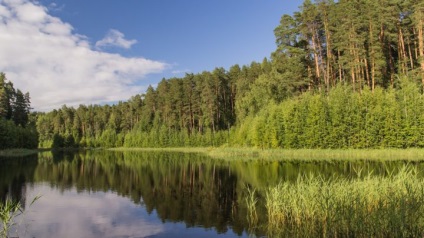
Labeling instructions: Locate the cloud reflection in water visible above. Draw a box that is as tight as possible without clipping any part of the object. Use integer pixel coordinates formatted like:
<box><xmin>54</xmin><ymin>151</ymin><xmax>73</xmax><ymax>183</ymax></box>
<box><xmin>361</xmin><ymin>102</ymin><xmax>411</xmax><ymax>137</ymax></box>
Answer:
<box><xmin>21</xmin><ymin>183</ymin><xmax>164</xmax><ymax>238</ymax></box>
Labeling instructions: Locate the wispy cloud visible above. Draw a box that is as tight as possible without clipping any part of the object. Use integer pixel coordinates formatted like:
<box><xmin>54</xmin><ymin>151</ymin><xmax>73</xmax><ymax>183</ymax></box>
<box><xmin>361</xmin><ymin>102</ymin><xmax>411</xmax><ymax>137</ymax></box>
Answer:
<box><xmin>0</xmin><ymin>0</ymin><xmax>167</xmax><ymax>111</ymax></box>
<box><xmin>95</xmin><ymin>29</ymin><xmax>137</xmax><ymax>49</ymax></box>
<box><xmin>48</xmin><ymin>2</ymin><xmax>65</xmax><ymax>12</ymax></box>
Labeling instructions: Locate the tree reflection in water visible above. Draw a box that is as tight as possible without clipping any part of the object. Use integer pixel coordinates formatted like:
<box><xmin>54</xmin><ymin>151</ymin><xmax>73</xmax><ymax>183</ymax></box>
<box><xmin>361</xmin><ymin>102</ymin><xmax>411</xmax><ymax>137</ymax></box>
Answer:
<box><xmin>0</xmin><ymin>150</ymin><xmax>419</xmax><ymax>237</ymax></box>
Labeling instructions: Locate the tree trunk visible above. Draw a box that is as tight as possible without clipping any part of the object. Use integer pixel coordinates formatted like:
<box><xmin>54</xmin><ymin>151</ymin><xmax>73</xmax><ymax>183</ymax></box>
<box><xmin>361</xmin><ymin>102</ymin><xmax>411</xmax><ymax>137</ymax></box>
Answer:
<box><xmin>418</xmin><ymin>18</ymin><xmax>424</xmax><ymax>85</ymax></box>
<box><xmin>311</xmin><ymin>29</ymin><xmax>321</xmax><ymax>88</ymax></box>
<box><xmin>408</xmin><ymin>38</ymin><xmax>415</xmax><ymax>69</ymax></box>
<box><xmin>369</xmin><ymin>21</ymin><xmax>376</xmax><ymax>92</ymax></box>
<box><xmin>364</xmin><ymin>58</ymin><xmax>370</xmax><ymax>88</ymax></box>
<box><xmin>398</xmin><ymin>25</ymin><xmax>407</xmax><ymax>73</ymax></box>
<box><xmin>322</xmin><ymin>8</ymin><xmax>334</xmax><ymax>87</ymax></box>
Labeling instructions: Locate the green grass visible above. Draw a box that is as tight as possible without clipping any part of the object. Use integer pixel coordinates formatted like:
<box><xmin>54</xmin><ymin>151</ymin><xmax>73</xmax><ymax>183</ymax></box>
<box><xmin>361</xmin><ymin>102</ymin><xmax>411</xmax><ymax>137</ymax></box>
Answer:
<box><xmin>0</xmin><ymin>149</ymin><xmax>39</xmax><ymax>157</ymax></box>
<box><xmin>208</xmin><ymin>148</ymin><xmax>424</xmax><ymax>161</ymax></box>
<box><xmin>0</xmin><ymin>198</ymin><xmax>22</xmax><ymax>238</ymax></box>
<box><xmin>250</xmin><ymin>166</ymin><xmax>424</xmax><ymax>237</ymax></box>
<box><xmin>111</xmin><ymin>147</ymin><xmax>424</xmax><ymax>161</ymax></box>
<box><xmin>111</xmin><ymin>147</ymin><xmax>210</xmax><ymax>154</ymax></box>
<box><xmin>0</xmin><ymin>196</ymin><xmax>41</xmax><ymax>238</ymax></box>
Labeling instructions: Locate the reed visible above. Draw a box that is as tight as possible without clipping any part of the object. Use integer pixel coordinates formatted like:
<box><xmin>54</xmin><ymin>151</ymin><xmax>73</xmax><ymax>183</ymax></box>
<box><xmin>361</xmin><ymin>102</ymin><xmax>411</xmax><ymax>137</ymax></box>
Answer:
<box><xmin>0</xmin><ymin>195</ymin><xmax>40</xmax><ymax>238</ymax></box>
<box><xmin>249</xmin><ymin>166</ymin><xmax>424</xmax><ymax>237</ymax></box>
<box><xmin>0</xmin><ymin>198</ymin><xmax>22</xmax><ymax>238</ymax></box>
<box><xmin>245</xmin><ymin>187</ymin><xmax>258</xmax><ymax>228</ymax></box>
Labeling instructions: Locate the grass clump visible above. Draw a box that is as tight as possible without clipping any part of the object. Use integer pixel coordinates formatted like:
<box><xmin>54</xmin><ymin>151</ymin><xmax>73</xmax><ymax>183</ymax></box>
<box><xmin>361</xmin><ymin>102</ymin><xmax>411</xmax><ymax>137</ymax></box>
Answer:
<box><xmin>254</xmin><ymin>166</ymin><xmax>424</xmax><ymax>237</ymax></box>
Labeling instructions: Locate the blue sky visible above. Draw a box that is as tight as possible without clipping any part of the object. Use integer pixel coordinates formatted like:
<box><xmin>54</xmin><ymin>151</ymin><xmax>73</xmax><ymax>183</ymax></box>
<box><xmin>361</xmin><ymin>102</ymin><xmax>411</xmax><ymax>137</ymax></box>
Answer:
<box><xmin>0</xmin><ymin>0</ymin><xmax>303</xmax><ymax>110</ymax></box>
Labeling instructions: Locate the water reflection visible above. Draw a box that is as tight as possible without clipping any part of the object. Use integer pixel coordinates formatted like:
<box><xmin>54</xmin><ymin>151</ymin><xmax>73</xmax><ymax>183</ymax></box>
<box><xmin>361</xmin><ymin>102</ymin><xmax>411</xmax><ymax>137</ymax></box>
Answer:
<box><xmin>0</xmin><ymin>150</ymin><xmax>422</xmax><ymax>237</ymax></box>
<box><xmin>33</xmin><ymin>151</ymin><xmax>247</xmax><ymax>235</ymax></box>
<box><xmin>0</xmin><ymin>155</ymin><xmax>37</xmax><ymax>207</ymax></box>
<box><xmin>23</xmin><ymin>185</ymin><xmax>164</xmax><ymax>238</ymax></box>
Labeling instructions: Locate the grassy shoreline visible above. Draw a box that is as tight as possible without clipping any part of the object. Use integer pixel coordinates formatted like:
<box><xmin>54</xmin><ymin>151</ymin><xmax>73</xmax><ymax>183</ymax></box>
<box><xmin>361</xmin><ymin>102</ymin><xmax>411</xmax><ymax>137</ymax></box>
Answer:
<box><xmin>3</xmin><ymin>147</ymin><xmax>424</xmax><ymax>161</ymax></box>
<box><xmin>0</xmin><ymin>148</ymin><xmax>40</xmax><ymax>157</ymax></box>
<box><xmin>110</xmin><ymin>147</ymin><xmax>424</xmax><ymax>161</ymax></box>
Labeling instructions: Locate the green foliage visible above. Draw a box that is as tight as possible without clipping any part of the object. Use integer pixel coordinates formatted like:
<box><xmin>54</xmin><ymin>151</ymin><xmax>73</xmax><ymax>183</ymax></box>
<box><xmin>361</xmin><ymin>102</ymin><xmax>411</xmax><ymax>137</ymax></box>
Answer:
<box><xmin>99</xmin><ymin>129</ymin><xmax>118</xmax><ymax>148</ymax></box>
<box><xmin>0</xmin><ymin>118</ymin><xmax>38</xmax><ymax>150</ymax></box>
<box><xmin>36</xmin><ymin>66</ymin><xmax>239</xmax><ymax>148</ymax></box>
<box><xmin>0</xmin><ymin>73</ymin><xmax>37</xmax><ymax>150</ymax></box>
<box><xmin>235</xmin><ymin>79</ymin><xmax>424</xmax><ymax>149</ymax></box>
<box><xmin>51</xmin><ymin>133</ymin><xmax>64</xmax><ymax>149</ymax></box>
<box><xmin>0</xmin><ymin>73</ymin><xmax>11</xmax><ymax>120</ymax></box>
<box><xmin>303</xmin><ymin>93</ymin><xmax>329</xmax><ymax>148</ymax></box>
<box><xmin>0</xmin><ymin>119</ymin><xmax>17</xmax><ymax>149</ymax></box>
<box><xmin>12</xmin><ymin>90</ymin><xmax>30</xmax><ymax>127</ymax></box>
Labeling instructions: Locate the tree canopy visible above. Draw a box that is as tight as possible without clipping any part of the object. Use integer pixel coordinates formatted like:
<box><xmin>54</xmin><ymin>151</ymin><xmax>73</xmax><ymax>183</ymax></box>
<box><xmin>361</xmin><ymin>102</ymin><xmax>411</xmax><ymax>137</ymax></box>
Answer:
<box><xmin>0</xmin><ymin>73</ymin><xmax>37</xmax><ymax>149</ymax></box>
<box><xmin>33</xmin><ymin>0</ymin><xmax>424</xmax><ymax>149</ymax></box>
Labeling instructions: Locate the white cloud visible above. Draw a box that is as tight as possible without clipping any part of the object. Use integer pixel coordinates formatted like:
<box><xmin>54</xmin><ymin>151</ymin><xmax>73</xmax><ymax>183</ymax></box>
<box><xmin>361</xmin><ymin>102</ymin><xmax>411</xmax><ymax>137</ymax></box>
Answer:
<box><xmin>95</xmin><ymin>29</ymin><xmax>137</xmax><ymax>49</ymax></box>
<box><xmin>0</xmin><ymin>0</ymin><xmax>167</xmax><ymax>111</ymax></box>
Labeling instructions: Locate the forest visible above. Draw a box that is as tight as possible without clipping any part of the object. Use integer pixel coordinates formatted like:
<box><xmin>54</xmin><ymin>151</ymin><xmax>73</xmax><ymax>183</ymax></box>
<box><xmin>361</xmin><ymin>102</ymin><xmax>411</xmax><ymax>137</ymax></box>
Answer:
<box><xmin>0</xmin><ymin>73</ymin><xmax>37</xmax><ymax>149</ymax></box>
<box><xmin>2</xmin><ymin>0</ymin><xmax>424</xmax><ymax>149</ymax></box>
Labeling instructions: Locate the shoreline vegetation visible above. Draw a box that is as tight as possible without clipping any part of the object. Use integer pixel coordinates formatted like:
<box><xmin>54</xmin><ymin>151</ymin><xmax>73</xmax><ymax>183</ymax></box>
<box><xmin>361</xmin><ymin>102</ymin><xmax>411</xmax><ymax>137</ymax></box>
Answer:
<box><xmin>0</xmin><ymin>147</ymin><xmax>424</xmax><ymax>162</ymax></box>
<box><xmin>3</xmin><ymin>146</ymin><xmax>424</xmax><ymax>162</ymax></box>
<box><xmin>110</xmin><ymin>147</ymin><xmax>424</xmax><ymax>162</ymax></box>
<box><xmin>0</xmin><ymin>148</ymin><xmax>39</xmax><ymax>157</ymax></box>
<box><xmin>254</xmin><ymin>167</ymin><xmax>424</xmax><ymax>237</ymax></box>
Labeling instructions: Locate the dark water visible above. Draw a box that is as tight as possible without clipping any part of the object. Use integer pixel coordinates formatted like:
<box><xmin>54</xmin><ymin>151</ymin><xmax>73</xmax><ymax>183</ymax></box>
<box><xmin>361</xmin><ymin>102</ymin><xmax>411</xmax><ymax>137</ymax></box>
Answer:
<box><xmin>0</xmin><ymin>150</ymin><xmax>421</xmax><ymax>238</ymax></box>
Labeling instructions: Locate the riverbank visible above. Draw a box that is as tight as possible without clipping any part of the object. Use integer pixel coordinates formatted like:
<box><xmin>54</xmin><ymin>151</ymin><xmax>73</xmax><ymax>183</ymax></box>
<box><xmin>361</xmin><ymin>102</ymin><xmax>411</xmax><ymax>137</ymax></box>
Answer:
<box><xmin>110</xmin><ymin>147</ymin><xmax>424</xmax><ymax>161</ymax></box>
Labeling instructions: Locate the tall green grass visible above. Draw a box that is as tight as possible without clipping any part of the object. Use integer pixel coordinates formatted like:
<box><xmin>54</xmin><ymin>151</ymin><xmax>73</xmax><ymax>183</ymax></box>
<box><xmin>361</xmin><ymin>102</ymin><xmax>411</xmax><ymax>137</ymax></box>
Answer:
<box><xmin>0</xmin><ymin>198</ymin><xmax>22</xmax><ymax>238</ymax></box>
<box><xmin>245</xmin><ymin>188</ymin><xmax>258</xmax><ymax>229</ymax></box>
<box><xmin>249</xmin><ymin>167</ymin><xmax>424</xmax><ymax>237</ymax></box>
<box><xmin>0</xmin><ymin>196</ymin><xmax>40</xmax><ymax>238</ymax></box>
<box><xmin>112</xmin><ymin>147</ymin><xmax>424</xmax><ymax>161</ymax></box>
<box><xmin>210</xmin><ymin>148</ymin><xmax>424</xmax><ymax>161</ymax></box>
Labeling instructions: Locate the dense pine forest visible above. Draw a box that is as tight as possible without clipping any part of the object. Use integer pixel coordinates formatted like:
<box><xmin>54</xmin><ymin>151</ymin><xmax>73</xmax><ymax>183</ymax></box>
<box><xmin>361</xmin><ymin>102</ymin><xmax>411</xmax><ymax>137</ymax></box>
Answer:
<box><xmin>5</xmin><ymin>0</ymin><xmax>424</xmax><ymax>149</ymax></box>
<box><xmin>0</xmin><ymin>73</ymin><xmax>38</xmax><ymax>149</ymax></box>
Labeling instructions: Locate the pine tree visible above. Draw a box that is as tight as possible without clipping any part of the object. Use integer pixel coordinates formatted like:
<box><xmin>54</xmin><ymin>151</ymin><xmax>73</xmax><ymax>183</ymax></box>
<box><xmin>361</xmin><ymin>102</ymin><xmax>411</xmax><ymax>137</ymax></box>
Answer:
<box><xmin>12</xmin><ymin>89</ymin><xmax>30</xmax><ymax>127</ymax></box>
<box><xmin>0</xmin><ymin>73</ymin><xmax>14</xmax><ymax>120</ymax></box>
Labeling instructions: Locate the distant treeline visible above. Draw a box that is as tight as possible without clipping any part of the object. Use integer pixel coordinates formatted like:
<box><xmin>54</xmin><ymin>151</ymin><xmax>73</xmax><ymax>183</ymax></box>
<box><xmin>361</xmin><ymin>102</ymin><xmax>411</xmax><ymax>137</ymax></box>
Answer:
<box><xmin>35</xmin><ymin>0</ymin><xmax>424</xmax><ymax>149</ymax></box>
<box><xmin>0</xmin><ymin>73</ymin><xmax>38</xmax><ymax>149</ymax></box>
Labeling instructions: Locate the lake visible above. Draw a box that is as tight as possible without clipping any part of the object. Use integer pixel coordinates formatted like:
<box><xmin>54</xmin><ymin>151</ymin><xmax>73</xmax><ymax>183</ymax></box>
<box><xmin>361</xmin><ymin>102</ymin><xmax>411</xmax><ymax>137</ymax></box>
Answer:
<box><xmin>0</xmin><ymin>150</ymin><xmax>421</xmax><ymax>237</ymax></box>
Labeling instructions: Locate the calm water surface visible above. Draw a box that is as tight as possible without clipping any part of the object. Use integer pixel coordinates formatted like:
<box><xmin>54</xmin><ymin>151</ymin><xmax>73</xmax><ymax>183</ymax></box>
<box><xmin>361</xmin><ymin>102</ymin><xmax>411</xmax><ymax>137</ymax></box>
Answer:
<box><xmin>0</xmin><ymin>150</ymin><xmax>421</xmax><ymax>237</ymax></box>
